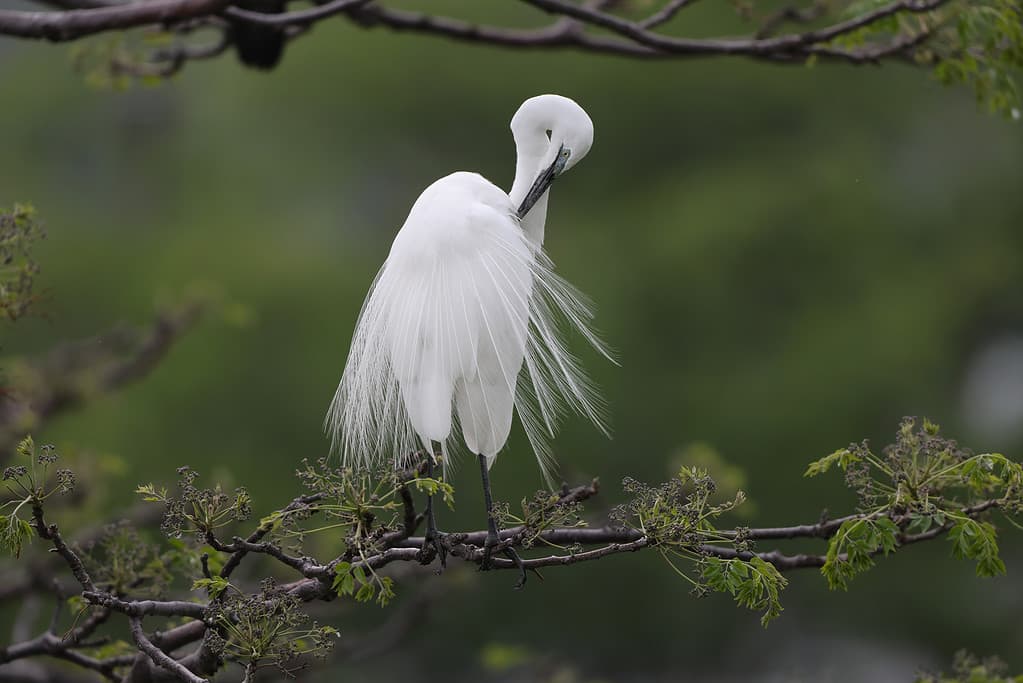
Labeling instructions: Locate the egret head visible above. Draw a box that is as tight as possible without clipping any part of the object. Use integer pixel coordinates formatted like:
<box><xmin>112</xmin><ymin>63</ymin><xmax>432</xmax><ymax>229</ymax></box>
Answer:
<box><xmin>512</xmin><ymin>94</ymin><xmax>594</xmax><ymax>218</ymax></box>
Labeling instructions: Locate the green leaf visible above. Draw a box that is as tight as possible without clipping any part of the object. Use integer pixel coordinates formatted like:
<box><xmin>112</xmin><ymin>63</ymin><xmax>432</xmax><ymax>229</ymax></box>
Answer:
<box><xmin>948</xmin><ymin>519</ymin><xmax>1006</xmax><ymax>577</ymax></box>
<box><xmin>821</xmin><ymin>517</ymin><xmax>900</xmax><ymax>590</ymax></box>
<box><xmin>0</xmin><ymin>514</ymin><xmax>34</xmax><ymax>558</ymax></box>
<box><xmin>134</xmin><ymin>483</ymin><xmax>166</xmax><ymax>502</ymax></box>
<box><xmin>355</xmin><ymin>581</ymin><xmax>375</xmax><ymax>603</ymax></box>
<box><xmin>259</xmin><ymin>511</ymin><xmax>283</xmax><ymax>532</ymax></box>
<box><xmin>16</xmin><ymin>436</ymin><xmax>34</xmax><ymax>460</ymax></box>
<box><xmin>804</xmin><ymin>448</ymin><xmax>860</xmax><ymax>477</ymax></box>
<box><xmin>376</xmin><ymin>576</ymin><xmax>396</xmax><ymax>607</ymax></box>
<box><xmin>192</xmin><ymin>575</ymin><xmax>230</xmax><ymax>598</ymax></box>
<box><xmin>701</xmin><ymin>556</ymin><xmax>787</xmax><ymax>627</ymax></box>
<box><xmin>331</xmin><ymin>562</ymin><xmax>355</xmax><ymax>596</ymax></box>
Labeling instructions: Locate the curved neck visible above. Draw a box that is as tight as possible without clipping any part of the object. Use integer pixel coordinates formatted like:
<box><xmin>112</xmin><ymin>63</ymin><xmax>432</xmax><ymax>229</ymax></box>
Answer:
<box><xmin>509</xmin><ymin>135</ymin><xmax>551</xmax><ymax>247</ymax></box>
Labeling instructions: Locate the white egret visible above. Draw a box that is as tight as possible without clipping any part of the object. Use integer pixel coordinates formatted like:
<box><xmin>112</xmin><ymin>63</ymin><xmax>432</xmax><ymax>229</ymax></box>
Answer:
<box><xmin>326</xmin><ymin>94</ymin><xmax>612</xmax><ymax>586</ymax></box>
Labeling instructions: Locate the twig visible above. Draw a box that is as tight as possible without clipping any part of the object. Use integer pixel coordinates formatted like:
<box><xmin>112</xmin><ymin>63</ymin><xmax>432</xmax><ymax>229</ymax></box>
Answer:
<box><xmin>129</xmin><ymin>617</ymin><xmax>207</xmax><ymax>683</ymax></box>
<box><xmin>30</xmin><ymin>505</ymin><xmax>95</xmax><ymax>593</ymax></box>
<box><xmin>219</xmin><ymin>492</ymin><xmax>324</xmax><ymax>579</ymax></box>
<box><xmin>222</xmin><ymin>0</ymin><xmax>372</xmax><ymax>27</ymax></box>
<box><xmin>639</xmin><ymin>0</ymin><xmax>699</xmax><ymax>29</ymax></box>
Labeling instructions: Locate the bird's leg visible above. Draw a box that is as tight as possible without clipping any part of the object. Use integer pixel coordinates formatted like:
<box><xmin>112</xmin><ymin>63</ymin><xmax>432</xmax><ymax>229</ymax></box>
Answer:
<box><xmin>420</xmin><ymin>451</ymin><xmax>447</xmax><ymax>570</ymax></box>
<box><xmin>477</xmin><ymin>454</ymin><xmax>528</xmax><ymax>590</ymax></box>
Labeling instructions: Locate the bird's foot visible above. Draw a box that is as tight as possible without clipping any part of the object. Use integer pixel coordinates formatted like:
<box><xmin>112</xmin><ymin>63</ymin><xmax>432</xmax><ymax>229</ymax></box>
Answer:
<box><xmin>419</xmin><ymin>525</ymin><xmax>448</xmax><ymax>571</ymax></box>
<box><xmin>480</xmin><ymin>530</ymin><xmax>528</xmax><ymax>590</ymax></box>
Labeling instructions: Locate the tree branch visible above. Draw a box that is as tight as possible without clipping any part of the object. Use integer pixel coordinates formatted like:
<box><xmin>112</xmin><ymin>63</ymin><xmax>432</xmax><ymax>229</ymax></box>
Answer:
<box><xmin>2</xmin><ymin>415</ymin><xmax>1017</xmax><ymax>682</ymax></box>
<box><xmin>129</xmin><ymin>617</ymin><xmax>207</xmax><ymax>683</ymax></box>
<box><xmin>0</xmin><ymin>300</ymin><xmax>206</xmax><ymax>460</ymax></box>
<box><xmin>0</xmin><ymin>0</ymin><xmax>958</xmax><ymax>70</ymax></box>
<box><xmin>0</xmin><ymin>0</ymin><xmax>232</xmax><ymax>42</ymax></box>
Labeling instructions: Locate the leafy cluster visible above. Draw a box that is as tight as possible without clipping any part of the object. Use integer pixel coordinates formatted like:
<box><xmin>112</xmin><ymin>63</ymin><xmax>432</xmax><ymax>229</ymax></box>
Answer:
<box><xmin>932</xmin><ymin>0</ymin><xmax>1023</xmax><ymax>117</ymax></box>
<box><xmin>700</xmin><ymin>555</ymin><xmax>788</xmax><ymax>626</ymax></box>
<box><xmin>70</xmin><ymin>31</ymin><xmax>187</xmax><ymax>90</ymax></box>
<box><xmin>77</xmin><ymin>521</ymin><xmax>174</xmax><ymax>597</ymax></box>
<box><xmin>609</xmin><ymin>467</ymin><xmax>785</xmax><ymax>624</ymax></box>
<box><xmin>137</xmin><ymin>466</ymin><xmax>252</xmax><ymax>541</ymax></box>
<box><xmin>614</xmin><ymin>467</ymin><xmax>746</xmax><ymax>545</ymax></box>
<box><xmin>291</xmin><ymin>458</ymin><xmax>447</xmax><ymax>605</ymax></box>
<box><xmin>286</xmin><ymin>457</ymin><xmax>449</xmax><ymax>556</ymax></box>
<box><xmin>806</xmin><ymin>417</ymin><xmax>1022</xmax><ymax>589</ymax></box>
<box><xmin>206</xmin><ymin>578</ymin><xmax>339</xmax><ymax>679</ymax></box>
<box><xmin>0</xmin><ymin>204</ymin><xmax>44</xmax><ymax>322</ymax></box>
<box><xmin>331</xmin><ymin>560</ymin><xmax>396</xmax><ymax>607</ymax></box>
<box><xmin>1</xmin><ymin>435</ymin><xmax>75</xmax><ymax>557</ymax></box>
<box><xmin>496</xmin><ymin>488</ymin><xmax>588</xmax><ymax>549</ymax></box>
<box><xmin>821</xmin><ymin>516</ymin><xmax>900</xmax><ymax>589</ymax></box>
<box><xmin>139</xmin><ymin>459</ymin><xmax>448</xmax><ymax>607</ymax></box>
<box><xmin>826</xmin><ymin>0</ymin><xmax>1023</xmax><ymax>117</ymax></box>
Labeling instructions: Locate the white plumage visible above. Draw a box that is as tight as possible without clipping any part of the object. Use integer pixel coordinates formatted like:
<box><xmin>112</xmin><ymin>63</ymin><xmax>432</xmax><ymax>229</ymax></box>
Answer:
<box><xmin>326</xmin><ymin>94</ymin><xmax>610</xmax><ymax>486</ymax></box>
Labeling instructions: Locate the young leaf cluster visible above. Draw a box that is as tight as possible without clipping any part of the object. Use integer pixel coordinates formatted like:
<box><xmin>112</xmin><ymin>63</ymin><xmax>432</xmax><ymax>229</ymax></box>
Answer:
<box><xmin>331</xmin><ymin>560</ymin><xmax>396</xmax><ymax>606</ymax></box>
<box><xmin>701</xmin><ymin>555</ymin><xmax>788</xmax><ymax>626</ymax></box>
<box><xmin>137</xmin><ymin>466</ymin><xmax>252</xmax><ymax>541</ymax></box>
<box><xmin>497</xmin><ymin>488</ymin><xmax>587</xmax><ymax>549</ymax></box>
<box><xmin>825</xmin><ymin>0</ymin><xmax>1023</xmax><ymax>117</ymax></box>
<box><xmin>78</xmin><ymin>521</ymin><xmax>174</xmax><ymax>596</ymax></box>
<box><xmin>932</xmin><ymin>0</ymin><xmax>1023</xmax><ymax>118</ymax></box>
<box><xmin>822</xmin><ymin>517</ymin><xmax>900</xmax><ymax>590</ymax></box>
<box><xmin>610</xmin><ymin>467</ymin><xmax>782</xmax><ymax>623</ymax></box>
<box><xmin>1</xmin><ymin>435</ymin><xmax>75</xmax><ymax>557</ymax></box>
<box><xmin>206</xmin><ymin>578</ymin><xmax>339</xmax><ymax>678</ymax></box>
<box><xmin>286</xmin><ymin>457</ymin><xmax>448</xmax><ymax>557</ymax></box>
<box><xmin>806</xmin><ymin>417</ymin><xmax>1022</xmax><ymax>588</ymax></box>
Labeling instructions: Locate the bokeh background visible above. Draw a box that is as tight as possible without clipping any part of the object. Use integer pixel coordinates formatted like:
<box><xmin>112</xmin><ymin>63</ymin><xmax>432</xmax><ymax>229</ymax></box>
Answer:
<box><xmin>2</xmin><ymin>1</ymin><xmax>1023</xmax><ymax>680</ymax></box>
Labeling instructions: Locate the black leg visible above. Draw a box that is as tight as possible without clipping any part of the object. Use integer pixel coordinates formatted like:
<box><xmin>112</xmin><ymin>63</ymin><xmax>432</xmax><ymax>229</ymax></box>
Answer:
<box><xmin>420</xmin><ymin>451</ymin><xmax>447</xmax><ymax>570</ymax></box>
<box><xmin>477</xmin><ymin>454</ymin><xmax>527</xmax><ymax>589</ymax></box>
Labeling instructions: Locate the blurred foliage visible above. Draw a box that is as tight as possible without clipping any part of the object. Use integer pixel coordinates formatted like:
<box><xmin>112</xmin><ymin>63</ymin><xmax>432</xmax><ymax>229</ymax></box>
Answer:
<box><xmin>931</xmin><ymin>0</ymin><xmax>1023</xmax><ymax>117</ymax></box>
<box><xmin>917</xmin><ymin>651</ymin><xmax>1023</xmax><ymax>683</ymax></box>
<box><xmin>0</xmin><ymin>204</ymin><xmax>44</xmax><ymax>323</ymax></box>
<box><xmin>830</xmin><ymin>0</ymin><xmax>1023</xmax><ymax>117</ymax></box>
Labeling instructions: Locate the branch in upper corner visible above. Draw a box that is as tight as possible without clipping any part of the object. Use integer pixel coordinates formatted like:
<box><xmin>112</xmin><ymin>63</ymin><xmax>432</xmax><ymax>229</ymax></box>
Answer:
<box><xmin>0</xmin><ymin>0</ymin><xmax>1016</xmax><ymax>114</ymax></box>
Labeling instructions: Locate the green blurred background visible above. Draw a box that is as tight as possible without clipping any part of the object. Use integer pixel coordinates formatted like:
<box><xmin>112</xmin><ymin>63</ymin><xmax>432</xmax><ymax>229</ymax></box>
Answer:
<box><xmin>2</xmin><ymin>1</ymin><xmax>1022</xmax><ymax>680</ymax></box>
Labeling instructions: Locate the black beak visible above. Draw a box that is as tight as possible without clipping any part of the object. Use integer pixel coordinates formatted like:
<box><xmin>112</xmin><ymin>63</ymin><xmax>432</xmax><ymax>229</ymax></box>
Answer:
<box><xmin>517</xmin><ymin>146</ymin><xmax>569</xmax><ymax>219</ymax></box>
